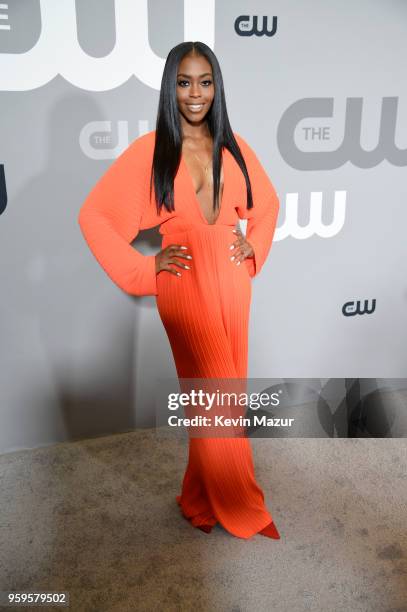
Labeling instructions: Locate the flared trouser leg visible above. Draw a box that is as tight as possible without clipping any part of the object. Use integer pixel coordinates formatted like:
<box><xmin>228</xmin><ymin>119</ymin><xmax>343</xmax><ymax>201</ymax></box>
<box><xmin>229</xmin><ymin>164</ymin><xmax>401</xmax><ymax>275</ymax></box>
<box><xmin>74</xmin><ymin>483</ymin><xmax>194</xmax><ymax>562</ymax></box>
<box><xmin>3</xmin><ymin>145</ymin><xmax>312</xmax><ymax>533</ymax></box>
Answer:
<box><xmin>166</xmin><ymin>306</ymin><xmax>276</xmax><ymax>538</ymax></box>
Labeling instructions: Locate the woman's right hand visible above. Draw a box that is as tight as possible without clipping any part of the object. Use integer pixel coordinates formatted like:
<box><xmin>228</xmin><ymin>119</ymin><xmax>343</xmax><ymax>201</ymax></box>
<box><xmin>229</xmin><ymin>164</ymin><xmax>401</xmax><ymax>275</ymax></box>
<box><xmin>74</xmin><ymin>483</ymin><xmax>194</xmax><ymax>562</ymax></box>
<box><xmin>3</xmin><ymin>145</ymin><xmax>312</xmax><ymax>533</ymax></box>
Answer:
<box><xmin>155</xmin><ymin>244</ymin><xmax>192</xmax><ymax>277</ymax></box>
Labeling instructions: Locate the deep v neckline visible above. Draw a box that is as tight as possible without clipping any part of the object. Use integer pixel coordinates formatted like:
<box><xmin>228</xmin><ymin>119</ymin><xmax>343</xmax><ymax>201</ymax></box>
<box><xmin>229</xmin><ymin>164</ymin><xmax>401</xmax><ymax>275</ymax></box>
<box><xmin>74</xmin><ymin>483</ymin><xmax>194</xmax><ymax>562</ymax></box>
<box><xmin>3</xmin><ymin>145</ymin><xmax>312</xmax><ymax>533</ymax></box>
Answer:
<box><xmin>181</xmin><ymin>146</ymin><xmax>227</xmax><ymax>226</ymax></box>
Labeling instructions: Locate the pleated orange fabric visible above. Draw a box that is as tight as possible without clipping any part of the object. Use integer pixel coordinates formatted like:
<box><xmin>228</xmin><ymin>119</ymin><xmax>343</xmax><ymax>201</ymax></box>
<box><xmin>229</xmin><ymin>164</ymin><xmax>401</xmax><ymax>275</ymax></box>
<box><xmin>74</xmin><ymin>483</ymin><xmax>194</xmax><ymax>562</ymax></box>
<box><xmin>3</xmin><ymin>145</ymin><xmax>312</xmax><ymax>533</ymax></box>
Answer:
<box><xmin>78</xmin><ymin>129</ymin><xmax>280</xmax><ymax>539</ymax></box>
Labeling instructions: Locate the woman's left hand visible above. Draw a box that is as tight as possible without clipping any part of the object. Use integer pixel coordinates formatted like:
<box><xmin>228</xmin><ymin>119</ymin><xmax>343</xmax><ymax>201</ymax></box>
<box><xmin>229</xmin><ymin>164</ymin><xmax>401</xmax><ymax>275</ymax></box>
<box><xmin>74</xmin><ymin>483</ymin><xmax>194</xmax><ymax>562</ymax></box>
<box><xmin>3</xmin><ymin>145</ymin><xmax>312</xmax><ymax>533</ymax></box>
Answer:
<box><xmin>229</xmin><ymin>228</ymin><xmax>254</xmax><ymax>266</ymax></box>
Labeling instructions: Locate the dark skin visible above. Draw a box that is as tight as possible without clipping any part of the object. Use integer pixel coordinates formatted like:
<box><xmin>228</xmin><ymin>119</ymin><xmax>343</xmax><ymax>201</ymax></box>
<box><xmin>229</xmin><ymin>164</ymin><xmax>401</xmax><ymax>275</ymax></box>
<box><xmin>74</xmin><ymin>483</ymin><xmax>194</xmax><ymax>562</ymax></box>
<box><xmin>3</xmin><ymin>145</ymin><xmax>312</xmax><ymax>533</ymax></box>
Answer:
<box><xmin>155</xmin><ymin>52</ymin><xmax>254</xmax><ymax>277</ymax></box>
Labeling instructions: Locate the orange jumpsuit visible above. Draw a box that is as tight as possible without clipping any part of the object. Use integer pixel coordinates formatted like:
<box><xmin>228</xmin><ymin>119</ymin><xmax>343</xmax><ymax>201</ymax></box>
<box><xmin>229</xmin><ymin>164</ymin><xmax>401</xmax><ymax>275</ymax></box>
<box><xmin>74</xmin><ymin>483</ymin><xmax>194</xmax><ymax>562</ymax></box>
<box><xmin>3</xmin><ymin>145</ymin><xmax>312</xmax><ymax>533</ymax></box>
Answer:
<box><xmin>78</xmin><ymin>129</ymin><xmax>280</xmax><ymax>539</ymax></box>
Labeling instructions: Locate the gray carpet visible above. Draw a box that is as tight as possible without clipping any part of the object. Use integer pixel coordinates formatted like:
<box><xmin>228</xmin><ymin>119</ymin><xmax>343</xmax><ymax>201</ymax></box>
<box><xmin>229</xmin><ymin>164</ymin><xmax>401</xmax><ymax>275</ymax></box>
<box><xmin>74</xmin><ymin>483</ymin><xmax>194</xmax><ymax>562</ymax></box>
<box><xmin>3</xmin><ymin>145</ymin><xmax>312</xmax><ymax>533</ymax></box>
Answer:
<box><xmin>0</xmin><ymin>432</ymin><xmax>406</xmax><ymax>612</ymax></box>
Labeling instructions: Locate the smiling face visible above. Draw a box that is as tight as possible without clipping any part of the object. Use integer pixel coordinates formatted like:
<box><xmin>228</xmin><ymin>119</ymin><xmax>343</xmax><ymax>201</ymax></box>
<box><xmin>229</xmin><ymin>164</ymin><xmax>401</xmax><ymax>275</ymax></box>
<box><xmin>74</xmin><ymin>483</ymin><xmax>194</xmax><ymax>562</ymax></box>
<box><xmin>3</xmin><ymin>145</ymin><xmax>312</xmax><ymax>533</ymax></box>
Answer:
<box><xmin>176</xmin><ymin>53</ymin><xmax>215</xmax><ymax>126</ymax></box>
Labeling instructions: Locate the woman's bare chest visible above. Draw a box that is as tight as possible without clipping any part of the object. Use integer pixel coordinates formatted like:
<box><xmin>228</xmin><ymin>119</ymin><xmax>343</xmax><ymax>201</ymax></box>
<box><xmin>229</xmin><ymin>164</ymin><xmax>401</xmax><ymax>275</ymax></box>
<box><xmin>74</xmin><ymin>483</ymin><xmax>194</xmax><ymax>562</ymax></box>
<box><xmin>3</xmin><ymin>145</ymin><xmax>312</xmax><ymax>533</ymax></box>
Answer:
<box><xmin>182</xmin><ymin>145</ymin><xmax>224</xmax><ymax>225</ymax></box>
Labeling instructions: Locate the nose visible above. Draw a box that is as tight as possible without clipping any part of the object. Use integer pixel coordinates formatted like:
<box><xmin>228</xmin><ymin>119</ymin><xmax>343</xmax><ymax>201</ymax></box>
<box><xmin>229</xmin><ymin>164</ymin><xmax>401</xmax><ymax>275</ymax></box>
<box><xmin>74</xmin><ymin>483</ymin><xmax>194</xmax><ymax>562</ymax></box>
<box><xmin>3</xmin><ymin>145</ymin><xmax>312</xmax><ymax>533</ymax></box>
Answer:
<box><xmin>189</xmin><ymin>83</ymin><xmax>202</xmax><ymax>97</ymax></box>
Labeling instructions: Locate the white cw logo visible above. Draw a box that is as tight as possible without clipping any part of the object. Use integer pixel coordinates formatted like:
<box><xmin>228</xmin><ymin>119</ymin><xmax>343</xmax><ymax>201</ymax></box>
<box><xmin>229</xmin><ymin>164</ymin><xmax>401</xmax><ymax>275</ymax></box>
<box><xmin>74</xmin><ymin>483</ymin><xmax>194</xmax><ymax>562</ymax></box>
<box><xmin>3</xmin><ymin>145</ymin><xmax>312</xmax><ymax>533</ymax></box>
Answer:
<box><xmin>0</xmin><ymin>0</ymin><xmax>215</xmax><ymax>91</ymax></box>
<box><xmin>276</xmin><ymin>191</ymin><xmax>346</xmax><ymax>240</ymax></box>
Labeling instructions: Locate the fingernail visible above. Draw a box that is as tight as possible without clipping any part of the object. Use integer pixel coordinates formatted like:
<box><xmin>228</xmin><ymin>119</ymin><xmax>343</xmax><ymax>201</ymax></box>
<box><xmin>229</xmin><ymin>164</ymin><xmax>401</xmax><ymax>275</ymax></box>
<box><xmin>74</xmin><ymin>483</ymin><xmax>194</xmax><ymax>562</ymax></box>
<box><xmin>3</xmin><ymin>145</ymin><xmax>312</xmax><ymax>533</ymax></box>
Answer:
<box><xmin>236</xmin><ymin>261</ymin><xmax>241</xmax><ymax>266</ymax></box>
<box><xmin>177</xmin><ymin>272</ymin><xmax>181</xmax><ymax>276</ymax></box>
<box><xmin>180</xmin><ymin>246</ymin><xmax>188</xmax><ymax>250</ymax></box>
<box><xmin>186</xmin><ymin>255</ymin><xmax>192</xmax><ymax>259</ymax></box>
<box><xmin>184</xmin><ymin>265</ymin><xmax>190</xmax><ymax>269</ymax></box>
<box><xmin>232</xmin><ymin>230</ymin><xmax>237</xmax><ymax>233</ymax></box>
<box><xmin>230</xmin><ymin>256</ymin><xmax>235</xmax><ymax>261</ymax></box>
<box><xmin>229</xmin><ymin>244</ymin><xmax>234</xmax><ymax>250</ymax></box>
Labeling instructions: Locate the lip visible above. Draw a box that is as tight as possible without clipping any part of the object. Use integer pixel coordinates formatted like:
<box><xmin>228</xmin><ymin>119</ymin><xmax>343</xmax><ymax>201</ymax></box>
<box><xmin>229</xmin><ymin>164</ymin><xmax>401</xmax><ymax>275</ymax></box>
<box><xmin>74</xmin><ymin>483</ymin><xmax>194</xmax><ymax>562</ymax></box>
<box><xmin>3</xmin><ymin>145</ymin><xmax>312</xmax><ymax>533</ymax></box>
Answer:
<box><xmin>186</xmin><ymin>103</ymin><xmax>205</xmax><ymax>112</ymax></box>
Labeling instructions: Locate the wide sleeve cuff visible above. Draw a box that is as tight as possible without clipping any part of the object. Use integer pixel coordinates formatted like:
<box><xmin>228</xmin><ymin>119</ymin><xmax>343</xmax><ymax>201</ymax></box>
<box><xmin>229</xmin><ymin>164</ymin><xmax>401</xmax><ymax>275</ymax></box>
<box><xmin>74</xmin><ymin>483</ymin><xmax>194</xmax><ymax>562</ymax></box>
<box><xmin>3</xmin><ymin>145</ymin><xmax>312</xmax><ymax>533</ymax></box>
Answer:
<box><xmin>121</xmin><ymin>252</ymin><xmax>158</xmax><ymax>296</ymax></box>
<box><xmin>244</xmin><ymin>191</ymin><xmax>280</xmax><ymax>279</ymax></box>
<box><xmin>78</xmin><ymin>206</ymin><xmax>159</xmax><ymax>297</ymax></box>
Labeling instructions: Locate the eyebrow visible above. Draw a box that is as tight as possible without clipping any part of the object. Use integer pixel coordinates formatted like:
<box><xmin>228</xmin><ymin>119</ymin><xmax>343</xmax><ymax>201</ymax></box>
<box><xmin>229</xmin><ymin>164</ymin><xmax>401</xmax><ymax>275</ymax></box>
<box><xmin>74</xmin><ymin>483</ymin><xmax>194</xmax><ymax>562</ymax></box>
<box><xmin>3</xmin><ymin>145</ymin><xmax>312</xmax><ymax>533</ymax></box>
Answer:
<box><xmin>177</xmin><ymin>72</ymin><xmax>212</xmax><ymax>78</ymax></box>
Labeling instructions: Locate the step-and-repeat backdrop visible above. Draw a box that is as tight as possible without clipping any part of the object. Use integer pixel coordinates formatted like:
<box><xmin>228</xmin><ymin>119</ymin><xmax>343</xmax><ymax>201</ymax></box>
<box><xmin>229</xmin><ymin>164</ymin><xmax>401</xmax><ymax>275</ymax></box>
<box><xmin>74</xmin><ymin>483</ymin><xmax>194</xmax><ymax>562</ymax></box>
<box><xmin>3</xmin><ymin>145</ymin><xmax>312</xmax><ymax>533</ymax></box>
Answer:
<box><xmin>0</xmin><ymin>1</ymin><xmax>406</xmax><ymax>452</ymax></box>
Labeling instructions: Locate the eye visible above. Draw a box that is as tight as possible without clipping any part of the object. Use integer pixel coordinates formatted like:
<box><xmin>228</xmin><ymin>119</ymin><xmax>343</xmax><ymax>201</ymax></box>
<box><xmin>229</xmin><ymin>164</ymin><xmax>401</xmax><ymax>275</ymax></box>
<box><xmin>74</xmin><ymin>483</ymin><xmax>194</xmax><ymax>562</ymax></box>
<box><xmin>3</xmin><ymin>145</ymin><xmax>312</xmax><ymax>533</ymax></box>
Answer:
<box><xmin>177</xmin><ymin>79</ymin><xmax>213</xmax><ymax>87</ymax></box>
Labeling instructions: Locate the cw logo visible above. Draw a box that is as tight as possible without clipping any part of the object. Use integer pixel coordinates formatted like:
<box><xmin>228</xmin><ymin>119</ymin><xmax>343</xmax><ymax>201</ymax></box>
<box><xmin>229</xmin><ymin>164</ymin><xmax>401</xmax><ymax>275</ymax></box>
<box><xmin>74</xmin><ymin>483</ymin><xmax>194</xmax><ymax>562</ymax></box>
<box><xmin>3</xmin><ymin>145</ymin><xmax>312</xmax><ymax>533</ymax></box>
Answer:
<box><xmin>234</xmin><ymin>15</ymin><xmax>277</xmax><ymax>37</ymax></box>
<box><xmin>0</xmin><ymin>0</ymin><xmax>215</xmax><ymax>91</ymax></box>
<box><xmin>278</xmin><ymin>97</ymin><xmax>406</xmax><ymax>169</ymax></box>
<box><xmin>79</xmin><ymin>120</ymin><xmax>143</xmax><ymax>160</ymax></box>
<box><xmin>342</xmin><ymin>299</ymin><xmax>376</xmax><ymax>317</ymax></box>
<box><xmin>275</xmin><ymin>191</ymin><xmax>346</xmax><ymax>240</ymax></box>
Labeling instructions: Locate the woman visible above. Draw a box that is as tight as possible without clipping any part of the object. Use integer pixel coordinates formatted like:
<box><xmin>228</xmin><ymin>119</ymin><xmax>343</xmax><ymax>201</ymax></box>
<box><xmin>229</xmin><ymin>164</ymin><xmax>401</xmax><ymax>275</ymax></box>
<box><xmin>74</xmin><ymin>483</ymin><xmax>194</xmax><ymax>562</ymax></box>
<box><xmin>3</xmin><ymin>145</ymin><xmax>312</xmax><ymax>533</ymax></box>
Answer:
<box><xmin>78</xmin><ymin>42</ymin><xmax>280</xmax><ymax>539</ymax></box>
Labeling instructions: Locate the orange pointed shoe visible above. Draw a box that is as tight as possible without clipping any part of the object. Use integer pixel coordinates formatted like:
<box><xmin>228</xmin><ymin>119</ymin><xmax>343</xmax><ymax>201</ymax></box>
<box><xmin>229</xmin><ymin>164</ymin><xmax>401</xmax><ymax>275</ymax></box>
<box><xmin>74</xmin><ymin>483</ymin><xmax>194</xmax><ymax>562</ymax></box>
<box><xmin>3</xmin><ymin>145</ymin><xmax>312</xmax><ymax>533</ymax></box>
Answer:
<box><xmin>259</xmin><ymin>520</ymin><xmax>281</xmax><ymax>539</ymax></box>
<box><xmin>197</xmin><ymin>524</ymin><xmax>213</xmax><ymax>533</ymax></box>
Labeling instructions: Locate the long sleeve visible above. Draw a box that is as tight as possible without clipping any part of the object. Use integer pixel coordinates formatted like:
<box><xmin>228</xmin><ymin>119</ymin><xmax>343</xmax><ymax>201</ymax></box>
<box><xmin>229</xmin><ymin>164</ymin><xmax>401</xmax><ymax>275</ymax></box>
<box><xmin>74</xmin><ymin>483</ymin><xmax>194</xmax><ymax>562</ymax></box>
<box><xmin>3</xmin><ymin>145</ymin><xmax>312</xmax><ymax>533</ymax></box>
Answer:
<box><xmin>77</xmin><ymin>134</ymin><xmax>159</xmax><ymax>296</ymax></box>
<box><xmin>234</xmin><ymin>134</ymin><xmax>280</xmax><ymax>278</ymax></box>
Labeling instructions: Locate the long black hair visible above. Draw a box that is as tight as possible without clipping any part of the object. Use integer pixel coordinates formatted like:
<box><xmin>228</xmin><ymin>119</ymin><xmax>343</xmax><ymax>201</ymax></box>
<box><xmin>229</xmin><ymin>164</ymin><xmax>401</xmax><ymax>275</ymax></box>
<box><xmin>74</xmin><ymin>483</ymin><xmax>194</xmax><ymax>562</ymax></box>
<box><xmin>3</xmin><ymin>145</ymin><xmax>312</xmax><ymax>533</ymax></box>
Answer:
<box><xmin>150</xmin><ymin>41</ymin><xmax>253</xmax><ymax>216</ymax></box>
